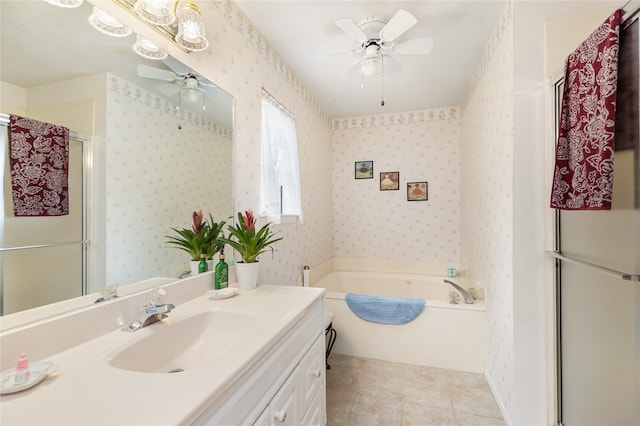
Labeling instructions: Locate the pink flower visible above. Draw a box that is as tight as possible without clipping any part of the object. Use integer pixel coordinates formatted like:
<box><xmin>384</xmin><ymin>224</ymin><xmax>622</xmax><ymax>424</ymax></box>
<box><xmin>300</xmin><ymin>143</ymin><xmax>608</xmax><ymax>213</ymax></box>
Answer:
<box><xmin>192</xmin><ymin>210</ymin><xmax>204</xmax><ymax>235</ymax></box>
<box><xmin>243</xmin><ymin>210</ymin><xmax>256</xmax><ymax>232</ymax></box>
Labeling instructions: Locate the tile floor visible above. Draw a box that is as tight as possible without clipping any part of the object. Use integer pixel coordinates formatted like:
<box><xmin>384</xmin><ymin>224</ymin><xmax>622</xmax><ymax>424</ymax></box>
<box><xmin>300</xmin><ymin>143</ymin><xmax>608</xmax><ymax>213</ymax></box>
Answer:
<box><xmin>325</xmin><ymin>354</ymin><xmax>506</xmax><ymax>426</ymax></box>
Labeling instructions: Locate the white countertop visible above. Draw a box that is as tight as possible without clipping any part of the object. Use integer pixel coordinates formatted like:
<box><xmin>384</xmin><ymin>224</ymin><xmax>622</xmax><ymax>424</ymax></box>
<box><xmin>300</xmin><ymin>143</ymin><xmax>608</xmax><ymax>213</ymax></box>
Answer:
<box><xmin>0</xmin><ymin>284</ymin><xmax>324</xmax><ymax>425</ymax></box>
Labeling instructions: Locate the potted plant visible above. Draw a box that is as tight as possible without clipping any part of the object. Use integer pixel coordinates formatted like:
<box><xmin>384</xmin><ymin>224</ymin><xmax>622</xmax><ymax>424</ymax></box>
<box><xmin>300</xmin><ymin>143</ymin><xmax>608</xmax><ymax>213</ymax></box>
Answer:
<box><xmin>204</xmin><ymin>213</ymin><xmax>226</xmax><ymax>261</ymax></box>
<box><xmin>219</xmin><ymin>209</ymin><xmax>283</xmax><ymax>289</ymax></box>
<box><xmin>166</xmin><ymin>210</ymin><xmax>226</xmax><ymax>275</ymax></box>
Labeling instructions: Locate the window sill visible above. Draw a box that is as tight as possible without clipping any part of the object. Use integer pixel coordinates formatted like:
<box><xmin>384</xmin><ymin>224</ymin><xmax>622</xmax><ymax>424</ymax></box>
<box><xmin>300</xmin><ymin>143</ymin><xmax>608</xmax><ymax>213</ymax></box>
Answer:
<box><xmin>259</xmin><ymin>214</ymin><xmax>300</xmax><ymax>225</ymax></box>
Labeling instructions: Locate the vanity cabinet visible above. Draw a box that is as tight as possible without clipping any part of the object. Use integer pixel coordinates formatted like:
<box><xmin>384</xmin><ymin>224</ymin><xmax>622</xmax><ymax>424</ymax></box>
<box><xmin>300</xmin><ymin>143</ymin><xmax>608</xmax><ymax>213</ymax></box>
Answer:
<box><xmin>0</xmin><ymin>279</ymin><xmax>326</xmax><ymax>426</ymax></box>
<box><xmin>256</xmin><ymin>334</ymin><xmax>326</xmax><ymax>426</ymax></box>
<box><xmin>192</xmin><ymin>297</ymin><xmax>326</xmax><ymax>426</ymax></box>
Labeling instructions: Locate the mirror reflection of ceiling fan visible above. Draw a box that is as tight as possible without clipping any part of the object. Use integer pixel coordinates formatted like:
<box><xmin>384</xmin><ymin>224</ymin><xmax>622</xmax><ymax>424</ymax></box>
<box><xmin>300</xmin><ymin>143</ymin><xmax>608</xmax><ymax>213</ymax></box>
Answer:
<box><xmin>136</xmin><ymin>57</ymin><xmax>218</xmax><ymax>109</ymax></box>
<box><xmin>330</xmin><ymin>9</ymin><xmax>434</xmax><ymax>80</ymax></box>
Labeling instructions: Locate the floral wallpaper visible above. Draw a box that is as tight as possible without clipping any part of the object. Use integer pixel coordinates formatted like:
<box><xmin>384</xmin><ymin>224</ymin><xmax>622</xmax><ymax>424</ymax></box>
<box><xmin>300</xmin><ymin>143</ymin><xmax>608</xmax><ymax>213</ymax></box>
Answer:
<box><xmin>197</xmin><ymin>1</ymin><xmax>334</xmax><ymax>285</ymax></box>
<box><xmin>331</xmin><ymin>107</ymin><xmax>461</xmax><ymax>262</ymax></box>
<box><xmin>460</xmin><ymin>0</ymin><xmax>514</xmax><ymax>419</ymax></box>
<box><xmin>105</xmin><ymin>74</ymin><xmax>232</xmax><ymax>284</ymax></box>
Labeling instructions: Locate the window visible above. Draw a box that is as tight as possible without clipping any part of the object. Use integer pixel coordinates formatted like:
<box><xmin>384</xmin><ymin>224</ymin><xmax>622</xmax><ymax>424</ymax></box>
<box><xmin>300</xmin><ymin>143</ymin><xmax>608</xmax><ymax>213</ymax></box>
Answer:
<box><xmin>260</xmin><ymin>91</ymin><xmax>303</xmax><ymax>223</ymax></box>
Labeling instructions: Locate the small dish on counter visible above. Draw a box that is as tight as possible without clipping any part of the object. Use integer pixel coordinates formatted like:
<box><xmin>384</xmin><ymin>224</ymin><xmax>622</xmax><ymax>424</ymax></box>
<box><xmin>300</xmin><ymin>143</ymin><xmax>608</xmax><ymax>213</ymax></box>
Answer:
<box><xmin>1</xmin><ymin>361</ymin><xmax>58</xmax><ymax>395</ymax></box>
<box><xmin>207</xmin><ymin>288</ymin><xmax>237</xmax><ymax>300</ymax></box>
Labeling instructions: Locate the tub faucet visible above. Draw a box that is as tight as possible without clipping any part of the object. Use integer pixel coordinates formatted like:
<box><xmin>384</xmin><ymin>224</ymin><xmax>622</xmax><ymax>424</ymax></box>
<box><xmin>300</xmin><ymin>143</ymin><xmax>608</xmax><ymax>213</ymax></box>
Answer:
<box><xmin>444</xmin><ymin>280</ymin><xmax>474</xmax><ymax>304</ymax></box>
<box><xmin>122</xmin><ymin>288</ymin><xmax>175</xmax><ymax>332</ymax></box>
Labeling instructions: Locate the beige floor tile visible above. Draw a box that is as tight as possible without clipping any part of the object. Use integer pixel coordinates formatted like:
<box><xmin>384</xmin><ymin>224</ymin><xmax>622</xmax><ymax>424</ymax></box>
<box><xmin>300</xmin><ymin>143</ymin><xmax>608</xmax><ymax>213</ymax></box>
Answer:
<box><xmin>455</xmin><ymin>412</ymin><xmax>507</xmax><ymax>426</ymax></box>
<box><xmin>451</xmin><ymin>386</ymin><xmax>503</xmax><ymax>419</ymax></box>
<box><xmin>402</xmin><ymin>402</ymin><xmax>457</xmax><ymax>426</ymax></box>
<box><xmin>325</xmin><ymin>355</ymin><xmax>504</xmax><ymax>426</ymax></box>
<box><xmin>402</xmin><ymin>382</ymin><xmax>453</xmax><ymax>410</ymax></box>
<box><xmin>349</xmin><ymin>392</ymin><xmax>403</xmax><ymax>425</ymax></box>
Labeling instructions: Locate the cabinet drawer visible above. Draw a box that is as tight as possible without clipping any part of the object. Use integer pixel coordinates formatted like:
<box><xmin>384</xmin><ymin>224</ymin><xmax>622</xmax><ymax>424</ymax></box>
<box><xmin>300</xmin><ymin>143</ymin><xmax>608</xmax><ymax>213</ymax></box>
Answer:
<box><xmin>300</xmin><ymin>384</ymin><xmax>325</xmax><ymax>426</ymax></box>
<box><xmin>298</xmin><ymin>334</ymin><xmax>325</xmax><ymax>415</ymax></box>
<box><xmin>269</xmin><ymin>370</ymin><xmax>298</xmax><ymax>426</ymax></box>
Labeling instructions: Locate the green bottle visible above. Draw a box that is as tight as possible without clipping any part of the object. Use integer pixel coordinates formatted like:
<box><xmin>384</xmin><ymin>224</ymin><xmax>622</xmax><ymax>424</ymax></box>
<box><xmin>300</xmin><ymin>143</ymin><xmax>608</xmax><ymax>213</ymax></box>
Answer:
<box><xmin>198</xmin><ymin>253</ymin><xmax>207</xmax><ymax>274</ymax></box>
<box><xmin>215</xmin><ymin>253</ymin><xmax>228</xmax><ymax>290</ymax></box>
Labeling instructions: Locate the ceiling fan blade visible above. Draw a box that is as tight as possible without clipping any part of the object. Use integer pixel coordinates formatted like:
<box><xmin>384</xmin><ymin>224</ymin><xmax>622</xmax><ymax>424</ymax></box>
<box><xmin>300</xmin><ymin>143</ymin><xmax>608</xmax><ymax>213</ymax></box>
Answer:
<box><xmin>381</xmin><ymin>55</ymin><xmax>401</xmax><ymax>76</ymax></box>
<box><xmin>316</xmin><ymin>48</ymin><xmax>360</xmax><ymax>56</ymax></box>
<box><xmin>393</xmin><ymin>37</ymin><xmax>434</xmax><ymax>55</ymax></box>
<box><xmin>198</xmin><ymin>78</ymin><xmax>218</xmax><ymax>89</ymax></box>
<box><xmin>340</xmin><ymin>57</ymin><xmax>364</xmax><ymax>78</ymax></box>
<box><xmin>137</xmin><ymin>64</ymin><xmax>180</xmax><ymax>82</ymax></box>
<box><xmin>335</xmin><ymin>19</ymin><xmax>368</xmax><ymax>44</ymax></box>
<box><xmin>162</xmin><ymin>56</ymin><xmax>192</xmax><ymax>77</ymax></box>
<box><xmin>157</xmin><ymin>82</ymin><xmax>180</xmax><ymax>97</ymax></box>
<box><xmin>379</xmin><ymin>9</ymin><xmax>417</xmax><ymax>42</ymax></box>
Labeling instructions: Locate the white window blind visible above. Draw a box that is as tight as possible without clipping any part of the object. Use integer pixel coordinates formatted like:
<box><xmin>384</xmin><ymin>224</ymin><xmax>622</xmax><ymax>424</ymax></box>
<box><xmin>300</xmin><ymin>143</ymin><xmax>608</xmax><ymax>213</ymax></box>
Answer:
<box><xmin>260</xmin><ymin>91</ymin><xmax>303</xmax><ymax>224</ymax></box>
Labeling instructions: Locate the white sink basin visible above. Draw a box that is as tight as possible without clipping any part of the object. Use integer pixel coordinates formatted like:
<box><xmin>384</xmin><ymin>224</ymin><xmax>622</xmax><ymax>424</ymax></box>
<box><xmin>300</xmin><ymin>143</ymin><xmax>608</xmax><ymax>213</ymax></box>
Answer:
<box><xmin>109</xmin><ymin>309</ymin><xmax>261</xmax><ymax>374</ymax></box>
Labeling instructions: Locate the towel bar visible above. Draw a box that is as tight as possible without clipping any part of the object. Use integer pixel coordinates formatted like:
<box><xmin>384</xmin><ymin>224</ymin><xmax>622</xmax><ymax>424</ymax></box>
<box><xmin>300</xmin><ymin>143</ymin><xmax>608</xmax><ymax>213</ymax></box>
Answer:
<box><xmin>546</xmin><ymin>251</ymin><xmax>639</xmax><ymax>282</ymax></box>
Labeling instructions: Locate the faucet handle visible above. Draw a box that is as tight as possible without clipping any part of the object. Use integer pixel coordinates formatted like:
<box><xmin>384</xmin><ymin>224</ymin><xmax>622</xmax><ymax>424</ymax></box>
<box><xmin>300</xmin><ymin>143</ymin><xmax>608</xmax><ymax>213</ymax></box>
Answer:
<box><xmin>151</xmin><ymin>288</ymin><xmax>167</xmax><ymax>306</ymax></box>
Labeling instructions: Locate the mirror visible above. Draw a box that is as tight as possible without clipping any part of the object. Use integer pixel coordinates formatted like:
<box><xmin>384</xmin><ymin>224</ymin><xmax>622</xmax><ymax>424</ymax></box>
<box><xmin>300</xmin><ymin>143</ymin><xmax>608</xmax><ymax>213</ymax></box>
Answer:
<box><xmin>0</xmin><ymin>0</ymin><xmax>233</xmax><ymax>323</ymax></box>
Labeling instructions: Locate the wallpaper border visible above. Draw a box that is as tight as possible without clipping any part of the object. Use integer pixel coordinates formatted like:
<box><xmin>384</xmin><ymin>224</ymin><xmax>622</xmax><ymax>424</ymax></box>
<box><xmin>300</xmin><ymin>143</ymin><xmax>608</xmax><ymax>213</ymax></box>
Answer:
<box><xmin>462</xmin><ymin>0</ymin><xmax>513</xmax><ymax>110</ymax></box>
<box><xmin>331</xmin><ymin>106</ymin><xmax>459</xmax><ymax>131</ymax></box>
<box><xmin>107</xmin><ymin>73</ymin><xmax>232</xmax><ymax>137</ymax></box>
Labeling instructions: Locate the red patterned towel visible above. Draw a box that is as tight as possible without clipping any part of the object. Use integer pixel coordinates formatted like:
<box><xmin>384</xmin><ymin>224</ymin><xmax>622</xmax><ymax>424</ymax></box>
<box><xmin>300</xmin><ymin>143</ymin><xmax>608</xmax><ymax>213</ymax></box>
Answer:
<box><xmin>550</xmin><ymin>10</ymin><xmax>622</xmax><ymax>210</ymax></box>
<box><xmin>9</xmin><ymin>115</ymin><xmax>69</xmax><ymax>216</ymax></box>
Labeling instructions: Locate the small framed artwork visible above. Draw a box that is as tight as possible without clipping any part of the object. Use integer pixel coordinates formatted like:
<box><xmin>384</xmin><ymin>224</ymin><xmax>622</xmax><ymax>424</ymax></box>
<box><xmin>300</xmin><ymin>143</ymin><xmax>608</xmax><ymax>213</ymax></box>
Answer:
<box><xmin>355</xmin><ymin>161</ymin><xmax>374</xmax><ymax>179</ymax></box>
<box><xmin>380</xmin><ymin>172</ymin><xmax>399</xmax><ymax>190</ymax></box>
<box><xmin>407</xmin><ymin>182</ymin><xmax>428</xmax><ymax>201</ymax></box>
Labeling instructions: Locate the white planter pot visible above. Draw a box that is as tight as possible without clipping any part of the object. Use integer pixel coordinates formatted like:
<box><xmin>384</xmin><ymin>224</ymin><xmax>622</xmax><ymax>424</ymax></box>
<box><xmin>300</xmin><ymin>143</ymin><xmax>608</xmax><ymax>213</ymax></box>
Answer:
<box><xmin>189</xmin><ymin>260</ymin><xmax>200</xmax><ymax>276</ymax></box>
<box><xmin>235</xmin><ymin>262</ymin><xmax>259</xmax><ymax>290</ymax></box>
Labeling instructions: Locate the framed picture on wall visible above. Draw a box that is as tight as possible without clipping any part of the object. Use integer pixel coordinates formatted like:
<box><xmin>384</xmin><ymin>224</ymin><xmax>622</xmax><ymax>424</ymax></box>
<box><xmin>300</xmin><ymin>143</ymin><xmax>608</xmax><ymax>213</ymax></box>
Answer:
<box><xmin>355</xmin><ymin>161</ymin><xmax>374</xmax><ymax>179</ymax></box>
<box><xmin>380</xmin><ymin>172</ymin><xmax>399</xmax><ymax>190</ymax></box>
<box><xmin>407</xmin><ymin>182</ymin><xmax>428</xmax><ymax>201</ymax></box>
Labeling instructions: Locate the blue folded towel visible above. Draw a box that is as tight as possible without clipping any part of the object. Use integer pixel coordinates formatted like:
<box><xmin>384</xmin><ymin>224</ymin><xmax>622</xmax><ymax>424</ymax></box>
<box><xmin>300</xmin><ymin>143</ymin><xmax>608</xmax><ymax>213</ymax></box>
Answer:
<box><xmin>345</xmin><ymin>293</ymin><xmax>425</xmax><ymax>325</ymax></box>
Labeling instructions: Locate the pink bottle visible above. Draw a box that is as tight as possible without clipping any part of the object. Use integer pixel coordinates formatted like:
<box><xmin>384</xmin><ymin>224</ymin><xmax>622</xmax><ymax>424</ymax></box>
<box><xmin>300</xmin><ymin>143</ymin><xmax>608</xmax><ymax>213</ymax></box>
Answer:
<box><xmin>14</xmin><ymin>353</ymin><xmax>30</xmax><ymax>385</ymax></box>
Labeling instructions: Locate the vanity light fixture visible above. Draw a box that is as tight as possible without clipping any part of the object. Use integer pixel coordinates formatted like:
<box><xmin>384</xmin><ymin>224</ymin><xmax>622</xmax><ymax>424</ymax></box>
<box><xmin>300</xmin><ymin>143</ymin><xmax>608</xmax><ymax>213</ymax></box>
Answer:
<box><xmin>132</xmin><ymin>35</ymin><xmax>168</xmax><ymax>60</ymax></box>
<box><xmin>88</xmin><ymin>6</ymin><xmax>132</xmax><ymax>37</ymax></box>
<box><xmin>174</xmin><ymin>0</ymin><xmax>209</xmax><ymax>52</ymax></box>
<box><xmin>134</xmin><ymin>0</ymin><xmax>176</xmax><ymax>26</ymax></box>
<box><xmin>46</xmin><ymin>0</ymin><xmax>83</xmax><ymax>8</ymax></box>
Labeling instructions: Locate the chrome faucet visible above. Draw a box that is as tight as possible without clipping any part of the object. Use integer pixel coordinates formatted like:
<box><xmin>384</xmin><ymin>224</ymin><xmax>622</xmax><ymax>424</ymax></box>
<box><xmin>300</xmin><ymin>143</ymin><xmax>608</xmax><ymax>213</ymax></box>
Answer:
<box><xmin>444</xmin><ymin>279</ymin><xmax>475</xmax><ymax>304</ymax></box>
<box><xmin>122</xmin><ymin>288</ymin><xmax>175</xmax><ymax>332</ymax></box>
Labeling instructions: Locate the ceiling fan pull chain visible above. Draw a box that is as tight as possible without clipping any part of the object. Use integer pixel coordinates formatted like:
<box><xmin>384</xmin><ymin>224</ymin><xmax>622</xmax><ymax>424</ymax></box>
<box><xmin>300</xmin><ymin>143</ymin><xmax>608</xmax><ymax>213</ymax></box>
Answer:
<box><xmin>380</xmin><ymin>56</ymin><xmax>385</xmax><ymax>107</ymax></box>
<box><xmin>177</xmin><ymin>91</ymin><xmax>183</xmax><ymax>130</ymax></box>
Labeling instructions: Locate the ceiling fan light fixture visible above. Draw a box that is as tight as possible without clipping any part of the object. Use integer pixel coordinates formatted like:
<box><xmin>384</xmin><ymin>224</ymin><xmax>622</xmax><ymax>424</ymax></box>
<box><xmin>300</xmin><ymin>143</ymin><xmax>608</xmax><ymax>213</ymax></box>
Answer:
<box><xmin>133</xmin><ymin>35</ymin><xmax>168</xmax><ymax>60</ymax></box>
<box><xmin>360</xmin><ymin>58</ymin><xmax>380</xmax><ymax>77</ymax></box>
<box><xmin>175</xmin><ymin>0</ymin><xmax>209</xmax><ymax>52</ymax></box>
<box><xmin>88</xmin><ymin>7</ymin><xmax>132</xmax><ymax>38</ymax></box>
<box><xmin>46</xmin><ymin>0</ymin><xmax>83</xmax><ymax>8</ymax></box>
<box><xmin>134</xmin><ymin>0</ymin><xmax>176</xmax><ymax>26</ymax></box>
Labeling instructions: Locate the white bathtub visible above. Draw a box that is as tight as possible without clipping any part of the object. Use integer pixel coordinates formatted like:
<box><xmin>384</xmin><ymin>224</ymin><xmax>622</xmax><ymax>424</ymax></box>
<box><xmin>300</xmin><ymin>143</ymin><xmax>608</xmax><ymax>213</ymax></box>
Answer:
<box><xmin>313</xmin><ymin>270</ymin><xmax>487</xmax><ymax>373</ymax></box>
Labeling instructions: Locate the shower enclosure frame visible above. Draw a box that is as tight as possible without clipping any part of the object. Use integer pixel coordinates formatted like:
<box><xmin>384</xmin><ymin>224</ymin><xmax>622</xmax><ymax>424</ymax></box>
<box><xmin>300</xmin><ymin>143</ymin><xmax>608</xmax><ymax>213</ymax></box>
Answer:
<box><xmin>0</xmin><ymin>113</ymin><xmax>90</xmax><ymax>316</ymax></box>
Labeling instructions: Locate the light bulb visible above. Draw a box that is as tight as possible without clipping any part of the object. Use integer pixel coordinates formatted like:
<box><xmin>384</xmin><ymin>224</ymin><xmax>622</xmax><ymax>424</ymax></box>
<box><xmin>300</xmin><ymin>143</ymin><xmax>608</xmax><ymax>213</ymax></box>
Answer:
<box><xmin>361</xmin><ymin>59</ymin><xmax>379</xmax><ymax>77</ymax></box>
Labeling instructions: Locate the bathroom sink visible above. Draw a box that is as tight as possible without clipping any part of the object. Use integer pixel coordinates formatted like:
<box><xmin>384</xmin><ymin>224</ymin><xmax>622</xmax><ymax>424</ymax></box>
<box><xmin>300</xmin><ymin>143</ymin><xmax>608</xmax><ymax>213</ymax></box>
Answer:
<box><xmin>109</xmin><ymin>309</ymin><xmax>261</xmax><ymax>374</ymax></box>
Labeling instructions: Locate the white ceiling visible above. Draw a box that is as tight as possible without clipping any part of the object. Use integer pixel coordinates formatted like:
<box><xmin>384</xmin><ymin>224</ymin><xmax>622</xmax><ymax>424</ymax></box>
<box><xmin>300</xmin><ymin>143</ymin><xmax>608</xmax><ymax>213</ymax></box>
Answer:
<box><xmin>235</xmin><ymin>0</ymin><xmax>507</xmax><ymax>118</ymax></box>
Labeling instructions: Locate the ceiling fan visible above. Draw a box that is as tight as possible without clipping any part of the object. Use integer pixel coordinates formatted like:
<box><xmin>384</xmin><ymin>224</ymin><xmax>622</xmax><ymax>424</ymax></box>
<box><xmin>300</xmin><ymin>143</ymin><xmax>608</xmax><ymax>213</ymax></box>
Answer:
<box><xmin>136</xmin><ymin>57</ymin><xmax>218</xmax><ymax>106</ymax></box>
<box><xmin>331</xmin><ymin>9</ymin><xmax>434</xmax><ymax>79</ymax></box>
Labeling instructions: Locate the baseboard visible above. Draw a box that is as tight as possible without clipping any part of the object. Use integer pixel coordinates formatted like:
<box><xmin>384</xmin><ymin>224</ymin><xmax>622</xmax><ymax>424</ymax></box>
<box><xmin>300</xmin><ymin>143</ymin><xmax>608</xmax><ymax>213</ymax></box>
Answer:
<box><xmin>485</xmin><ymin>369</ymin><xmax>513</xmax><ymax>426</ymax></box>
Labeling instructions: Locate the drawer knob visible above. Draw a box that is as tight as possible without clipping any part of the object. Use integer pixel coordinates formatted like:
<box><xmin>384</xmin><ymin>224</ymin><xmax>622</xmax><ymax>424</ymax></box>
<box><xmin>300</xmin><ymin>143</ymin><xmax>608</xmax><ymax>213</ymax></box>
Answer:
<box><xmin>274</xmin><ymin>409</ymin><xmax>287</xmax><ymax>422</ymax></box>
<box><xmin>310</xmin><ymin>369</ymin><xmax>321</xmax><ymax>378</ymax></box>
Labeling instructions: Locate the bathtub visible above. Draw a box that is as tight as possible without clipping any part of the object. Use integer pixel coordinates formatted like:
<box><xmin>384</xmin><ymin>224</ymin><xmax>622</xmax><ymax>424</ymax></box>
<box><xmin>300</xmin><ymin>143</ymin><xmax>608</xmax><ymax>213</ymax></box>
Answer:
<box><xmin>313</xmin><ymin>270</ymin><xmax>487</xmax><ymax>373</ymax></box>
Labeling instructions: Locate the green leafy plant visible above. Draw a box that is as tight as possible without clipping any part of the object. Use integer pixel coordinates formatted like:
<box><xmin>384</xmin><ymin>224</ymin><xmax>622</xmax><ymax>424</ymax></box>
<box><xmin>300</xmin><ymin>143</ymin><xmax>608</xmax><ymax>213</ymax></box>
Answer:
<box><xmin>166</xmin><ymin>210</ymin><xmax>226</xmax><ymax>261</ymax></box>
<box><xmin>204</xmin><ymin>213</ymin><xmax>226</xmax><ymax>259</ymax></box>
<box><xmin>219</xmin><ymin>210</ymin><xmax>283</xmax><ymax>263</ymax></box>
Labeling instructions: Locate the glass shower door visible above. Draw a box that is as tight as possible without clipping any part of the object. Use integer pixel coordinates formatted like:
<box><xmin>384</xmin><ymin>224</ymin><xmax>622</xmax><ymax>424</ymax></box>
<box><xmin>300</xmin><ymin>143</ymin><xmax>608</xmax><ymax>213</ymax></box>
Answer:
<box><xmin>0</xmin><ymin>122</ymin><xmax>87</xmax><ymax>315</ymax></box>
